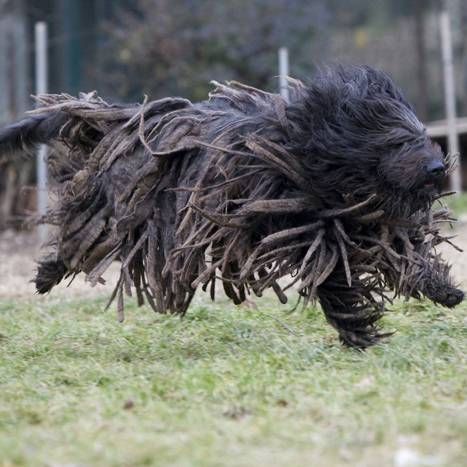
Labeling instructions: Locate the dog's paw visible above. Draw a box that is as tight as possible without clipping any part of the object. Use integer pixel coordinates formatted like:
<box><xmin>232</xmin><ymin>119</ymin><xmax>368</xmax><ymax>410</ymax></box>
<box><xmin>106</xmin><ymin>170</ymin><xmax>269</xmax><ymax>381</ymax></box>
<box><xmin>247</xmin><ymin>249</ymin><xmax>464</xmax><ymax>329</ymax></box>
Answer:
<box><xmin>424</xmin><ymin>284</ymin><xmax>464</xmax><ymax>308</ymax></box>
<box><xmin>338</xmin><ymin>327</ymin><xmax>393</xmax><ymax>350</ymax></box>
<box><xmin>440</xmin><ymin>287</ymin><xmax>464</xmax><ymax>308</ymax></box>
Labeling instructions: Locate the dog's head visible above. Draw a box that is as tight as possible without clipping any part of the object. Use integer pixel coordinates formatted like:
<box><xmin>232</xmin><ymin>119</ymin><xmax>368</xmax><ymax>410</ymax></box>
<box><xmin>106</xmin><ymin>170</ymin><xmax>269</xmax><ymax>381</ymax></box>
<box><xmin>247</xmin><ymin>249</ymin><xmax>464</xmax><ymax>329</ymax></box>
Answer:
<box><xmin>286</xmin><ymin>65</ymin><xmax>446</xmax><ymax>217</ymax></box>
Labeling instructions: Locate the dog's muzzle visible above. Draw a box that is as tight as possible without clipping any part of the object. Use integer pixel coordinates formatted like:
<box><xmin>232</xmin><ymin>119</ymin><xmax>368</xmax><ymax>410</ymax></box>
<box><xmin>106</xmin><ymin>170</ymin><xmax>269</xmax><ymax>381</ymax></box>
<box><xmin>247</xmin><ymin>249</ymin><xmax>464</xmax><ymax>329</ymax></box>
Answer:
<box><xmin>423</xmin><ymin>159</ymin><xmax>445</xmax><ymax>189</ymax></box>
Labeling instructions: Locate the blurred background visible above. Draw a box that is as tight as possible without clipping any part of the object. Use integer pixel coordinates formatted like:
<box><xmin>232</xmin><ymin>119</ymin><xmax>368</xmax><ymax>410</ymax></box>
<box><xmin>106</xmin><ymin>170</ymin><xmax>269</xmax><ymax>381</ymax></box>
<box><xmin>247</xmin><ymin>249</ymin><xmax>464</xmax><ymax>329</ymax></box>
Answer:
<box><xmin>1</xmin><ymin>0</ymin><xmax>467</xmax><ymax>230</ymax></box>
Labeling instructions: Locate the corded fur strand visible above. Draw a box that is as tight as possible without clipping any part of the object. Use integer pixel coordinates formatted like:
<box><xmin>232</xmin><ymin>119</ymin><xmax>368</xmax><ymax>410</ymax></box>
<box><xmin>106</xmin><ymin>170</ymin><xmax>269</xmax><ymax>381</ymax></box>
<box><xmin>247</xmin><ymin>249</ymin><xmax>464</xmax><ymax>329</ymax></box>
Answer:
<box><xmin>6</xmin><ymin>66</ymin><xmax>463</xmax><ymax>348</ymax></box>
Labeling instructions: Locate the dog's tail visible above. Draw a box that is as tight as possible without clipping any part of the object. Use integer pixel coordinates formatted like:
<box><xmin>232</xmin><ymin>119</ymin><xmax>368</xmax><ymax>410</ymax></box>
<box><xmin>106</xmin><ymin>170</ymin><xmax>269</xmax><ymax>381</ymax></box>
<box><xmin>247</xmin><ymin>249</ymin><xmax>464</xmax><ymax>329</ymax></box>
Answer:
<box><xmin>0</xmin><ymin>112</ymin><xmax>66</xmax><ymax>159</ymax></box>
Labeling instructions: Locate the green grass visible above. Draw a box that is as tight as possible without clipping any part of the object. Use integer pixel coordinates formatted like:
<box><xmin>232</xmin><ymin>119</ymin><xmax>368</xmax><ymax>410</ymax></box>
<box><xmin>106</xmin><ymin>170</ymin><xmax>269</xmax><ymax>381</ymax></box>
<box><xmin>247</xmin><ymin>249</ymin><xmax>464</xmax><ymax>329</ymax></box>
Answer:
<box><xmin>443</xmin><ymin>192</ymin><xmax>467</xmax><ymax>217</ymax></box>
<box><xmin>0</xmin><ymin>296</ymin><xmax>466</xmax><ymax>466</ymax></box>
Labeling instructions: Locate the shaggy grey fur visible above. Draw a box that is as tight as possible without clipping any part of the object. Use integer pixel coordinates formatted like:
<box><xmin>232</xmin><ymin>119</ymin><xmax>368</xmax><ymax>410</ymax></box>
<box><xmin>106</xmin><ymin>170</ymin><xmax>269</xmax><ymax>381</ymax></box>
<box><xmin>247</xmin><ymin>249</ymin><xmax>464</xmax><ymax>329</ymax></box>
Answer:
<box><xmin>0</xmin><ymin>65</ymin><xmax>463</xmax><ymax>348</ymax></box>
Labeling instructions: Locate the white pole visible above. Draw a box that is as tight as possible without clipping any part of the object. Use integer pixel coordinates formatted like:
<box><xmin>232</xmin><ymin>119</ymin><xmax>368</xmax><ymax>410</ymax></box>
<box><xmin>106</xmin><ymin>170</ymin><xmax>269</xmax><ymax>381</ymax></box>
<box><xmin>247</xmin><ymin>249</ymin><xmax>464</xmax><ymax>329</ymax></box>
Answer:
<box><xmin>439</xmin><ymin>7</ymin><xmax>461</xmax><ymax>193</ymax></box>
<box><xmin>278</xmin><ymin>47</ymin><xmax>289</xmax><ymax>102</ymax></box>
<box><xmin>35</xmin><ymin>22</ymin><xmax>48</xmax><ymax>242</ymax></box>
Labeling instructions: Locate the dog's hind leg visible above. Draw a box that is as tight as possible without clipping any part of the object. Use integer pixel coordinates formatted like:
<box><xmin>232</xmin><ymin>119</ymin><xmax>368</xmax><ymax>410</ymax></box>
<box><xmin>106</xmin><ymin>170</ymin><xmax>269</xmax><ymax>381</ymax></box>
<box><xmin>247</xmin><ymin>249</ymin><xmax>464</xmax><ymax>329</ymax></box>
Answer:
<box><xmin>317</xmin><ymin>265</ymin><xmax>390</xmax><ymax>349</ymax></box>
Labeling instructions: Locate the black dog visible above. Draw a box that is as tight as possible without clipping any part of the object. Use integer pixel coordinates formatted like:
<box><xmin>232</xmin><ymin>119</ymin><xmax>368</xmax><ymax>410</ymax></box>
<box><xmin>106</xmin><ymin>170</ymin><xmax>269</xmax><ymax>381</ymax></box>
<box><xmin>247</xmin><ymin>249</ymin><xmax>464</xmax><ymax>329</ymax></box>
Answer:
<box><xmin>0</xmin><ymin>65</ymin><xmax>463</xmax><ymax>347</ymax></box>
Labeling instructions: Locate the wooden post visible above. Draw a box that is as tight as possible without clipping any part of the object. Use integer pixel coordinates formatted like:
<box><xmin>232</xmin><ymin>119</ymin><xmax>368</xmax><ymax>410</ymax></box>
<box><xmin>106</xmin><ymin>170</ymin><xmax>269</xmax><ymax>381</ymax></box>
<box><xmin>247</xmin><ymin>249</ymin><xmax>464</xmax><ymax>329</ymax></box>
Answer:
<box><xmin>35</xmin><ymin>22</ymin><xmax>48</xmax><ymax>242</ymax></box>
<box><xmin>278</xmin><ymin>47</ymin><xmax>289</xmax><ymax>102</ymax></box>
<box><xmin>440</xmin><ymin>4</ymin><xmax>462</xmax><ymax>193</ymax></box>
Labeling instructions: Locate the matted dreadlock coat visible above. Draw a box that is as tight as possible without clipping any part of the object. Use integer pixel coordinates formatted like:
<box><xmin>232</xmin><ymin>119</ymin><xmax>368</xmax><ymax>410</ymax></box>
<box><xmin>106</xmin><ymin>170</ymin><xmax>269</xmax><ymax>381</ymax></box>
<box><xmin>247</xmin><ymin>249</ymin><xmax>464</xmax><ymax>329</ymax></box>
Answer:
<box><xmin>0</xmin><ymin>65</ymin><xmax>463</xmax><ymax>347</ymax></box>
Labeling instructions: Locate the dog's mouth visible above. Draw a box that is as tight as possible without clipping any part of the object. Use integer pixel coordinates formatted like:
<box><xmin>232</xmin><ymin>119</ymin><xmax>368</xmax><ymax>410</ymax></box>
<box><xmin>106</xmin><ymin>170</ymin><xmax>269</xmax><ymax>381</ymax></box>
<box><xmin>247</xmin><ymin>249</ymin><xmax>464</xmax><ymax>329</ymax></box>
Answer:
<box><xmin>419</xmin><ymin>178</ymin><xmax>443</xmax><ymax>195</ymax></box>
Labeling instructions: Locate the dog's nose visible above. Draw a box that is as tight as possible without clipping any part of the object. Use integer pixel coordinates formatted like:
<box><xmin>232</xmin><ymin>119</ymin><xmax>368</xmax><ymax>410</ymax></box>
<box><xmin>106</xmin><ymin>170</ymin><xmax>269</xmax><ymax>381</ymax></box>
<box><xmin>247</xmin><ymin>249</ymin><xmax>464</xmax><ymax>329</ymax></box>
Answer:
<box><xmin>425</xmin><ymin>160</ymin><xmax>445</xmax><ymax>178</ymax></box>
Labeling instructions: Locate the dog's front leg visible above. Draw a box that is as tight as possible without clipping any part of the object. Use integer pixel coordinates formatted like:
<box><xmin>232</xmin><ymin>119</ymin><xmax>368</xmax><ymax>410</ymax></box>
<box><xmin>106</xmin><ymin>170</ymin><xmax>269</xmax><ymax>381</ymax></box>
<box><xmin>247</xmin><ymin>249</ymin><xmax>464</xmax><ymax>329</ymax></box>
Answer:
<box><xmin>408</xmin><ymin>257</ymin><xmax>464</xmax><ymax>308</ymax></box>
<box><xmin>317</xmin><ymin>264</ymin><xmax>388</xmax><ymax>349</ymax></box>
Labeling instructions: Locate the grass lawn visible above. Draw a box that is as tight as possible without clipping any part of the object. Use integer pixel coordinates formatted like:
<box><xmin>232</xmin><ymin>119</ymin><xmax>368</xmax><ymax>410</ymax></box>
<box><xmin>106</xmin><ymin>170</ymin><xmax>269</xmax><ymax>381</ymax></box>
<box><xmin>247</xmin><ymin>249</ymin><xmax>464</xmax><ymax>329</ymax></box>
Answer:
<box><xmin>443</xmin><ymin>192</ymin><xmax>467</xmax><ymax>218</ymax></box>
<box><xmin>0</xmin><ymin>295</ymin><xmax>466</xmax><ymax>467</ymax></box>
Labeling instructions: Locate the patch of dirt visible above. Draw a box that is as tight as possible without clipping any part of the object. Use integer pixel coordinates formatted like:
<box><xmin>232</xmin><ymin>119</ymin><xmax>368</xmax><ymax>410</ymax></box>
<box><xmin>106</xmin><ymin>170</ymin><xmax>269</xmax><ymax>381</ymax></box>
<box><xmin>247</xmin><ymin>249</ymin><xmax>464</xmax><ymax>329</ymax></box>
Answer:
<box><xmin>0</xmin><ymin>230</ymin><xmax>121</xmax><ymax>300</ymax></box>
<box><xmin>437</xmin><ymin>215</ymin><xmax>467</xmax><ymax>288</ymax></box>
